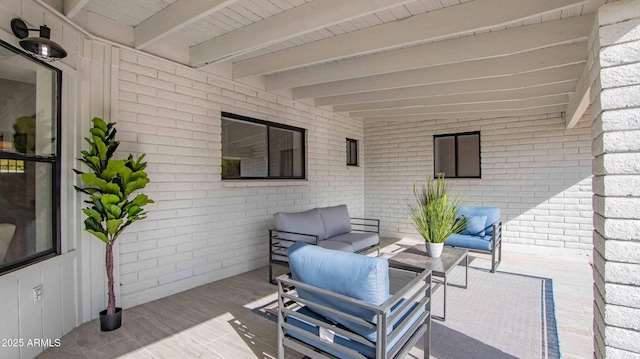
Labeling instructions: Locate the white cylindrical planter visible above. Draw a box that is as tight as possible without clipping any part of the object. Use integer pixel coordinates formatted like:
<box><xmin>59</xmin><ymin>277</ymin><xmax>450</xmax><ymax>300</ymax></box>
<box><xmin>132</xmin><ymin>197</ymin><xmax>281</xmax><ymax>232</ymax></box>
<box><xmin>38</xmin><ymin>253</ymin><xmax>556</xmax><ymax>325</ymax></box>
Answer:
<box><xmin>426</xmin><ymin>242</ymin><xmax>444</xmax><ymax>258</ymax></box>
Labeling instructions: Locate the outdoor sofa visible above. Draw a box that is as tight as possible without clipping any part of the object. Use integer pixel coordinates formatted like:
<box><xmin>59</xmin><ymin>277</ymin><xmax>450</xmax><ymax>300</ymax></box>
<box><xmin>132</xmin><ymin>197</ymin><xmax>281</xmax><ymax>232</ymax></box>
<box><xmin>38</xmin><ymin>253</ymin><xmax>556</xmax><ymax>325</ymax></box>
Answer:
<box><xmin>268</xmin><ymin>204</ymin><xmax>380</xmax><ymax>283</ymax></box>
<box><xmin>276</xmin><ymin>241</ymin><xmax>431</xmax><ymax>359</ymax></box>
<box><xmin>445</xmin><ymin>206</ymin><xmax>502</xmax><ymax>272</ymax></box>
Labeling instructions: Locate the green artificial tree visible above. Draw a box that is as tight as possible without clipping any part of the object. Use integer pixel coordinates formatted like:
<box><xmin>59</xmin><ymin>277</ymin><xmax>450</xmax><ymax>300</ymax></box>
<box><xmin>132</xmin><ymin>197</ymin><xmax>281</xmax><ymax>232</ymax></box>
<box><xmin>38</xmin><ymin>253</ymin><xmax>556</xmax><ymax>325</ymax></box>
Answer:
<box><xmin>74</xmin><ymin>118</ymin><xmax>153</xmax><ymax>316</ymax></box>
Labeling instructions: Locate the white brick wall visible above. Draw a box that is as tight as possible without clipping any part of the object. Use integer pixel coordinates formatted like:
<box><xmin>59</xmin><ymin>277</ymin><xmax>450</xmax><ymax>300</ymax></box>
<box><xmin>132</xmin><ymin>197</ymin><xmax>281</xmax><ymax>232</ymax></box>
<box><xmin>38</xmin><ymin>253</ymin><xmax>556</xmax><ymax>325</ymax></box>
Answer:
<box><xmin>115</xmin><ymin>50</ymin><xmax>365</xmax><ymax>307</ymax></box>
<box><xmin>364</xmin><ymin>113</ymin><xmax>593</xmax><ymax>250</ymax></box>
<box><xmin>590</xmin><ymin>1</ymin><xmax>640</xmax><ymax>357</ymax></box>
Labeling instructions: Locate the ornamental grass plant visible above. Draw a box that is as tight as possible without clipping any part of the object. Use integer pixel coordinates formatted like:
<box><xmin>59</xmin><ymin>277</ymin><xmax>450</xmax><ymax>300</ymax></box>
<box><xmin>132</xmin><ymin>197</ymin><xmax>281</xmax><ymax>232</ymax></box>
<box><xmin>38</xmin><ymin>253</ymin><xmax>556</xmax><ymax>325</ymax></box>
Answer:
<box><xmin>409</xmin><ymin>174</ymin><xmax>466</xmax><ymax>244</ymax></box>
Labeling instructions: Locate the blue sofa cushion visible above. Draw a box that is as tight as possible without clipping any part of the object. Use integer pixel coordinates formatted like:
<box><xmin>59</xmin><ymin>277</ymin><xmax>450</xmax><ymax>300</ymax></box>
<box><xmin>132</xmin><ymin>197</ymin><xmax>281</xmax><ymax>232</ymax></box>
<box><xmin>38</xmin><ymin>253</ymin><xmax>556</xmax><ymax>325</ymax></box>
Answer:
<box><xmin>462</xmin><ymin>215</ymin><xmax>487</xmax><ymax>237</ymax></box>
<box><xmin>318</xmin><ymin>205</ymin><xmax>352</xmax><ymax>238</ymax></box>
<box><xmin>445</xmin><ymin>233</ymin><xmax>493</xmax><ymax>251</ymax></box>
<box><xmin>328</xmin><ymin>232</ymin><xmax>379</xmax><ymax>252</ymax></box>
<box><xmin>287</xmin><ymin>242</ymin><xmax>390</xmax><ymax>342</ymax></box>
<box><xmin>456</xmin><ymin>206</ymin><xmax>500</xmax><ymax>236</ymax></box>
<box><xmin>274</xmin><ymin>209</ymin><xmax>325</xmax><ymax>243</ymax></box>
<box><xmin>286</xmin><ymin>300</ymin><xmax>422</xmax><ymax>359</ymax></box>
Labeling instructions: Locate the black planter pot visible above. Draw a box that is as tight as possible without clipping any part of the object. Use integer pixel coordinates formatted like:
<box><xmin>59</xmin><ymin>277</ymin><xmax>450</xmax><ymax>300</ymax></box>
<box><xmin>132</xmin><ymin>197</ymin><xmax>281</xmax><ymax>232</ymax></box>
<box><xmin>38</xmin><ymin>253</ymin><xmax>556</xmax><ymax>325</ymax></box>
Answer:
<box><xmin>99</xmin><ymin>307</ymin><xmax>122</xmax><ymax>332</ymax></box>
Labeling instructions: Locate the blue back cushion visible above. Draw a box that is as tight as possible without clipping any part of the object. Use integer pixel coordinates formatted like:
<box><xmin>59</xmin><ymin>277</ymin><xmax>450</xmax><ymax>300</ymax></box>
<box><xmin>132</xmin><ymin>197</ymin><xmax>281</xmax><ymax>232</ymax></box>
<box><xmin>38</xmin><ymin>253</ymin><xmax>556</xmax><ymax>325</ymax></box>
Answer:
<box><xmin>287</xmin><ymin>241</ymin><xmax>390</xmax><ymax>342</ymax></box>
<box><xmin>462</xmin><ymin>215</ymin><xmax>487</xmax><ymax>237</ymax></box>
<box><xmin>456</xmin><ymin>206</ymin><xmax>500</xmax><ymax>236</ymax></box>
<box><xmin>274</xmin><ymin>209</ymin><xmax>325</xmax><ymax>242</ymax></box>
<box><xmin>318</xmin><ymin>205</ymin><xmax>352</xmax><ymax>238</ymax></box>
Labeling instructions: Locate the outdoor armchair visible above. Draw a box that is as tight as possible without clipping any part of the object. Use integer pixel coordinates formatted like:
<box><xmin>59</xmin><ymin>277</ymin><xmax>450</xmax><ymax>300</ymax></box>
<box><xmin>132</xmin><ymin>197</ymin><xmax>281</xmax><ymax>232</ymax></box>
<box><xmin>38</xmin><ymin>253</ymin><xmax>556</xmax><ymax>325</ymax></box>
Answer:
<box><xmin>276</xmin><ymin>242</ymin><xmax>431</xmax><ymax>359</ymax></box>
<box><xmin>445</xmin><ymin>206</ymin><xmax>502</xmax><ymax>272</ymax></box>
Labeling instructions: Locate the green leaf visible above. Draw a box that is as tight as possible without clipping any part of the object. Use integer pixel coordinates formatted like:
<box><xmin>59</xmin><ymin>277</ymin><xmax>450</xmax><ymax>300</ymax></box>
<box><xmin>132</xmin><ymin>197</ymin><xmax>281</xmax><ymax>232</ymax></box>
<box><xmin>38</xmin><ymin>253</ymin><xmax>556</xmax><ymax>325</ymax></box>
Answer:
<box><xmin>101</xmin><ymin>194</ymin><xmax>120</xmax><ymax>206</ymax></box>
<box><xmin>84</xmin><ymin>217</ymin><xmax>104</xmax><ymax>233</ymax></box>
<box><xmin>101</xmin><ymin>160</ymin><xmax>126</xmax><ymax>181</ymax></box>
<box><xmin>88</xmin><ymin>156</ymin><xmax>100</xmax><ymax>169</ymax></box>
<box><xmin>82</xmin><ymin>208</ymin><xmax>102</xmax><ymax>222</ymax></box>
<box><xmin>90</xmin><ymin>127</ymin><xmax>106</xmax><ymax>139</ymax></box>
<box><xmin>125</xmin><ymin>177</ymin><xmax>149</xmax><ymax>196</ymax></box>
<box><xmin>106</xmin><ymin>140</ymin><xmax>119</xmax><ymax>158</ymax></box>
<box><xmin>86</xmin><ymin>229</ymin><xmax>109</xmax><ymax>243</ymax></box>
<box><xmin>93</xmin><ymin>135</ymin><xmax>108</xmax><ymax>161</ymax></box>
<box><xmin>92</xmin><ymin>117</ymin><xmax>108</xmax><ymax>133</ymax></box>
<box><xmin>105</xmin><ymin>183</ymin><xmax>123</xmax><ymax>197</ymax></box>
<box><xmin>108</xmin><ymin>204</ymin><xmax>122</xmax><ymax>218</ymax></box>
<box><xmin>132</xmin><ymin>194</ymin><xmax>153</xmax><ymax>207</ymax></box>
<box><xmin>106</xmin><ymin>219</ymin><xmax>123</xmax><ymax>235</ymax></box>
<box><xmin>81</xmin><ymin>173</ymin><xmax>108</xmax><ymax>191</ymax></box>
<box><xmin>119</xmin><ymin>166</ymin><xmax>133</xmax><ymax>185</ymax></box>
<box><xmin>127</xmin><ymin>205</ymin><xmax>142</xmax><ymax>217</ymax></box>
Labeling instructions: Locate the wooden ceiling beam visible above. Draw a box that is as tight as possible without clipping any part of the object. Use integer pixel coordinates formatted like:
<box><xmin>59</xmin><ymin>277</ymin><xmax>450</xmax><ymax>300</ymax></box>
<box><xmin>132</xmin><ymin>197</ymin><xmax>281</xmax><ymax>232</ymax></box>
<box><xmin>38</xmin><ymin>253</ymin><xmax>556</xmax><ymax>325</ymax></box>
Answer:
<box><xmin>267</xmin><ymin>14</ymin><xmax>593</xmax><ymax>90</ymax></box>
<box><xmin>134</xmin><ymin>0</ymin><xmax>241</xmax><ymax>49</ymax></box>
<box><xmin>334</xmin><ymin>82</ymin><xmax>577</xmax><ymax>112</ymax></box>
<box><xmin>190</xmin><ymin>0</ymin><xmax>415</xmax><ymax>67</ymax></box>
<box><xmin>234</xmin><ymin>0</ymin><xmax>587</xmax><ymax>80</ymax></box>
<box><xmin>63</xmin><ymin>0</ymin><xmax>90</xmax><ymax>18</ymax></box>
<box><xmin>565</xmin><ymin>63</ymin><xmax>591</xmax><ymax>129</ymax></box>
<box><xmin>362</xmin><ymin>106</ymin><xmax>568</xmax><ymax>121</ymax></box>
<box><xmin>316</xmin><ymin>64</ymin><xmax>584</xmax><ymax>106</ymax></box>
<box><xmin>351</xmin><ymin>95</ymin><xmax>569</xmax><ymax>117</ymax></box>
<box><xmin>293</xmin><ymin>42</ymin><xmax>587</xmax><ymax>99</ymax></box>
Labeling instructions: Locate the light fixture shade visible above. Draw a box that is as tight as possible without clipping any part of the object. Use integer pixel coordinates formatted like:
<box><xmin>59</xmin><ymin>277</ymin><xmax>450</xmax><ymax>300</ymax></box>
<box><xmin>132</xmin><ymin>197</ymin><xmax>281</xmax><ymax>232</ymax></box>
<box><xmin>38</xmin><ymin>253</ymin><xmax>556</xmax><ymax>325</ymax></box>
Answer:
<box><xmin>19</xmin><ymin>37</ymin><xmax>67</xmax><ymax>61</ymax></box>
<box><xmin>10</xmin><ymin>18</ymin><xmax>67</xmax><ymax>62</ymax></box>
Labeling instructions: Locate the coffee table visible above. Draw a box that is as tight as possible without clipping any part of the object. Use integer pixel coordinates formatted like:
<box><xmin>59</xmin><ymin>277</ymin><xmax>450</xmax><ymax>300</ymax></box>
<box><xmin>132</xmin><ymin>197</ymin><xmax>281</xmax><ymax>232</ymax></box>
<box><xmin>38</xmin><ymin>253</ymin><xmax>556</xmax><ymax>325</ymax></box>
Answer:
<box><xmin>388</xmin><ymin>244</ymin><xmax>468</xmax><ymax>321</ymax></box>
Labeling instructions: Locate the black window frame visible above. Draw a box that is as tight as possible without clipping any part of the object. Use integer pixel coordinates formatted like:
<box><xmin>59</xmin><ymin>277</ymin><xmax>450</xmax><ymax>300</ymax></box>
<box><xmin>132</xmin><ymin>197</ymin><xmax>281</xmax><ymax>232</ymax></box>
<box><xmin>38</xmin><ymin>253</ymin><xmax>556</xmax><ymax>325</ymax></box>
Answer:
<box><xmin>221</xmin><ymin>112</ymin><xmax>306</xmax><ymax>180</ymax></box>
<box><xmin>0</xmin><ymin>39</ymin><xmax>62</xmax><ymax>275</ymax></box>
<box><xmin>433</xmin><ymin>131</ymin><xmax>481</xmax><ymax>179</ymax></box>
<box><xmin>346</xmin><ymin>138</ymin><xmax>358</xmax><ymax>167</ymax></box>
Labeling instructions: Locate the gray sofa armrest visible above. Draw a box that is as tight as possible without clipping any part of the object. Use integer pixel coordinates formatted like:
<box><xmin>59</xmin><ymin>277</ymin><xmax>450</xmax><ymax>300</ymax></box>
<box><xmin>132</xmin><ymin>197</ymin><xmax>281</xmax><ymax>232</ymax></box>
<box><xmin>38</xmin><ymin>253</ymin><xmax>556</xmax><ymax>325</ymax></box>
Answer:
<box><xmin>350</xmin><ymin>217</ymin><xmax>380</xmax><ymax>234</ymax></box>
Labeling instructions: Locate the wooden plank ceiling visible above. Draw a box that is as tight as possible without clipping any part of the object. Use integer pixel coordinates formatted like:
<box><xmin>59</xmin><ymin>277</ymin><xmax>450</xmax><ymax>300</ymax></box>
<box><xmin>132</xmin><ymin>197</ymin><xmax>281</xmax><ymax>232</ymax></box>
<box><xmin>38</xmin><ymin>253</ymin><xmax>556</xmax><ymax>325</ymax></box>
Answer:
<box><xmin>60</xmin><ymin>0</ymin><xmax>609</xmax><ymax>122</ymax></box>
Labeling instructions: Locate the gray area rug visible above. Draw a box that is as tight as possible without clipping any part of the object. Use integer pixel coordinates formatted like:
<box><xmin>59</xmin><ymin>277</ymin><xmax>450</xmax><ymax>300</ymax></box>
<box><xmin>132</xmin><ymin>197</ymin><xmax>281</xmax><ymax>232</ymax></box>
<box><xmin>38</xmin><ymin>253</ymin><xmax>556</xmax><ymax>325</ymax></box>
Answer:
<box><xmin>254</xmin><ymin>265</ymin><xmax>559</xmax><ymax>359</ymax></box>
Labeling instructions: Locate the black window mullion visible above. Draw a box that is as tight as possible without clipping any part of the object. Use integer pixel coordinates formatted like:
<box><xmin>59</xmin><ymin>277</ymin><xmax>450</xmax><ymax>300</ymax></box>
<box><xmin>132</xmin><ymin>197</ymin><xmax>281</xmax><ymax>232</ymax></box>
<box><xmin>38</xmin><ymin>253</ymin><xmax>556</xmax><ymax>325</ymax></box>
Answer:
<box><xmin>266</xmin><ymin>124</ymin><xmax>271</xmax><ymax>178</ymax></box>
<box><xmin>454</xmin><ymin>134</ymin><xmax>459</xmax><ymax>178</ymax></box>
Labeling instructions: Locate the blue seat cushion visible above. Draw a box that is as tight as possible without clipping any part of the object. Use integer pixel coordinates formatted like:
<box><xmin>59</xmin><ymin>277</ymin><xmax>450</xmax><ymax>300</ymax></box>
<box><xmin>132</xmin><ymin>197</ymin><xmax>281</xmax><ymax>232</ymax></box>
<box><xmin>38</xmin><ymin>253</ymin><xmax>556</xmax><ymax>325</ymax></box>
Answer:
<box><xmin>318</xmin><ymin>205</ymin><xmax>353</xmax><ymax>238</ymax></box>
<box><xmin>287</xmin><ymin>242</ymin><xmax>390</xmax><ymax>342</ymax></box>
<box><xmin>456</xmin><ymin>207</ymin><xmax>500</xmax><ymax>236</ymax></box>
<box><xmin>327</xmin><ymin>232</ymin><xmax>379</xmax><ymax>252</ymax></box>
<box><xmin>462</xmin><ymin>215</ymin><xmax>487</xmax><ymax>237</ymax></box>
<box><xmin>286</xmin><ymin>301</ymin><xmax>422</xmax><ymax>359</ymax></box>
<box><xmin>445</xmin><ymin>233</ymin><xmax>493</xmax><ymax>251</ymax></box>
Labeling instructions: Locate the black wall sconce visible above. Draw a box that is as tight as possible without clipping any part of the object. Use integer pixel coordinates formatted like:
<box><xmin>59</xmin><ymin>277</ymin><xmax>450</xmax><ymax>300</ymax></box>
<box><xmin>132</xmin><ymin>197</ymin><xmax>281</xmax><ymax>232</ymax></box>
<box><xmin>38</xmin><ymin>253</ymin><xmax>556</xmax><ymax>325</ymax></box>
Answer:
<box><xmin>11</xmin><ymin>18</ymin><xmax>67</xmax><ymax>61</ymax></box>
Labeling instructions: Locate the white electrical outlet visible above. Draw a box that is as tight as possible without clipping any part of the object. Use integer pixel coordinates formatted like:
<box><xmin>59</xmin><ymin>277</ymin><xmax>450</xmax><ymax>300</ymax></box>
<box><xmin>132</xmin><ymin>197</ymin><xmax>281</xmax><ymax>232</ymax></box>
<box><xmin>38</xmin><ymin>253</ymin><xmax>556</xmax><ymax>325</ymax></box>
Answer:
<box><xmin>32</xmin><ymin>285</ymin><xmax>43</xmax><ymax>304</ymax></box>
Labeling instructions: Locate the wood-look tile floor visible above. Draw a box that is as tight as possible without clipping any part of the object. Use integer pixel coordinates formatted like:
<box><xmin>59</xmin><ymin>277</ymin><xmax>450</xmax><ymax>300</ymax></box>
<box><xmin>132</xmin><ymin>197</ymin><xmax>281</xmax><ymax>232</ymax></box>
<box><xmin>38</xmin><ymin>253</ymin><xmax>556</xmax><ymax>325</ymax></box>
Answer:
<box><xmin>37</xmin><ymin>237</ymin><xmax>593</xmax><ymax>359</ymax></box>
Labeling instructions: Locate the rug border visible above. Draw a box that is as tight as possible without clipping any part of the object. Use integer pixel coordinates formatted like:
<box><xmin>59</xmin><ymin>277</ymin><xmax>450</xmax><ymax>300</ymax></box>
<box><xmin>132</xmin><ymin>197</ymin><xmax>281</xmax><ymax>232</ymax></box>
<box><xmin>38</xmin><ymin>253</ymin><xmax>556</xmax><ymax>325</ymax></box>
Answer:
<box><xmin>492</xmin><ymin>269</ymin><xmax>561</xmax><ymax>359</ymax></box>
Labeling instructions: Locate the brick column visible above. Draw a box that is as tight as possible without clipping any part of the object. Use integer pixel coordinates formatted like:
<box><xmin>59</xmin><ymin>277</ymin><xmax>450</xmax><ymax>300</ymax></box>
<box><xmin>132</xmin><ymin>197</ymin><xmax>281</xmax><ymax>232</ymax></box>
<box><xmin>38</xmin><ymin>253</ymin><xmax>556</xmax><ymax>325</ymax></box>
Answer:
<box><xmin>590</xmin><ymin>1</ymin><xmax>640</xmax><ymax>358</ymax></box>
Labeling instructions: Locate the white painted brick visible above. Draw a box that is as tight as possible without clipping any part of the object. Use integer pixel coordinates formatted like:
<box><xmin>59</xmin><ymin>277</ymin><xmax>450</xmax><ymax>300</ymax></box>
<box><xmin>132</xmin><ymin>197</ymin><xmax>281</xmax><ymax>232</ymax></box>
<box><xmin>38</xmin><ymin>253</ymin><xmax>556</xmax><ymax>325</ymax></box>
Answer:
<box><xmin>365</xmin><ymin>114</ymin><xmax>592</xmax><ymax>250</ymax></box>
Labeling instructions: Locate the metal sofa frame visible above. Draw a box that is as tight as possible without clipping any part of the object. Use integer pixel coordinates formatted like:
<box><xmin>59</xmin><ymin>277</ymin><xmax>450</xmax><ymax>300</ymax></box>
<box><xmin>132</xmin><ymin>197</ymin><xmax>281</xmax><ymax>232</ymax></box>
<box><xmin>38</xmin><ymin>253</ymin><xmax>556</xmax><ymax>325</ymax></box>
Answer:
<box><xmin>268</xmin><ymin>217</ymin><xmax>380</xmax><ymax>284</ymax></box>
<box><xmin>276</xmin><ymin>268</ymin><xmax>432</xmax><ymax>359</ymax></box>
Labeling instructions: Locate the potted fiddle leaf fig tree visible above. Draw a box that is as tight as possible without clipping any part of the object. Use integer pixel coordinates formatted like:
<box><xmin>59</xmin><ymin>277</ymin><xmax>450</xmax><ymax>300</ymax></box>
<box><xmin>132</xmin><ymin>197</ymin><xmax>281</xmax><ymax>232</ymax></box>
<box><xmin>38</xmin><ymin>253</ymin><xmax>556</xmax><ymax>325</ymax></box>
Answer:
<box><xmin>74</xmin><ymin>118</ymin><xmax>153</xmax><ymax>331</ymax></box>
<box><xmin>408</xmin><ymin>174</ymin><xmax>465</xmax><ymax>258</ymax></box>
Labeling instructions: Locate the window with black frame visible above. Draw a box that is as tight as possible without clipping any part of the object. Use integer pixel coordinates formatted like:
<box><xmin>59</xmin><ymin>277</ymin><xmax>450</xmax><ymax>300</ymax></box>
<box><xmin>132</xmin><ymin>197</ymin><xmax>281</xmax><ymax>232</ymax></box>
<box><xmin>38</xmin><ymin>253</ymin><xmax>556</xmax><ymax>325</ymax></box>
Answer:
<box><xmin>346</xmin><ymin>138</ymin><xmax>358</xmax><ymax>166</ymax></box>
<box><xmin>221</xmin><ymin>112</ymin><xmax>305</xmax><ymax>179</ymax></box>
<box><xmin>0</xmin><ymin>39</ymin><xmax>60</xmax><ymax>274</ymax></box>
<box><xmin>434</xmin><ymin>131</ymin><xmax>481</xmax><ymax>178</ymax></box>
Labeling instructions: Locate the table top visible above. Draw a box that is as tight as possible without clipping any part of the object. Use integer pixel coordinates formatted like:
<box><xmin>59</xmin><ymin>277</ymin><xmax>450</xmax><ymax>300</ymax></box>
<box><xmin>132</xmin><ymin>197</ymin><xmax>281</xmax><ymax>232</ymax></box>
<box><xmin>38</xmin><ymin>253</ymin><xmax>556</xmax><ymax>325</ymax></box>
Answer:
<box><xmin>388</xmin><ymin>244</ymin><xmax>468</xmax><ymax>276</ymax></box>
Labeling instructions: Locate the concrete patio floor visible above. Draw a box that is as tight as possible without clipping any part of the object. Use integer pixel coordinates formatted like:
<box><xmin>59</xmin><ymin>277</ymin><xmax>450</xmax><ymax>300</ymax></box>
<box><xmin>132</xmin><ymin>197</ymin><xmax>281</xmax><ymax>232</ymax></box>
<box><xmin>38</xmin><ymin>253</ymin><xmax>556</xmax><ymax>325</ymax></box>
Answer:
<box><xmin>37</xmin><ymin>237</ymin><xmax>593</xmax><ymax>359</ymax></box>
